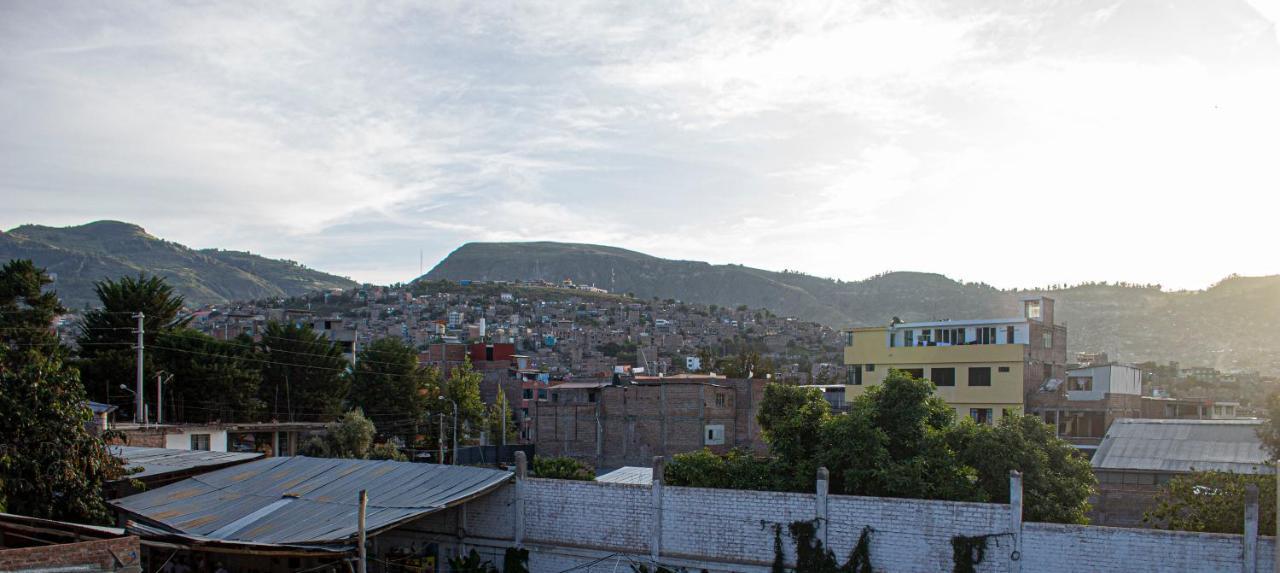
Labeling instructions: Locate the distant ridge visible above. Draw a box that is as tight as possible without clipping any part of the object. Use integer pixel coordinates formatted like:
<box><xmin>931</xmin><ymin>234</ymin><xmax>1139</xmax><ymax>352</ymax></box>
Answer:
<box><xmin>1</xmin><ymin>220</ymin><xmax>357</xmax><ymax>307</ymax></box>
<box><xmin>423</xmin><ymin>241</ymin><xmax>1280</xmax><ymax>371</ymax></box>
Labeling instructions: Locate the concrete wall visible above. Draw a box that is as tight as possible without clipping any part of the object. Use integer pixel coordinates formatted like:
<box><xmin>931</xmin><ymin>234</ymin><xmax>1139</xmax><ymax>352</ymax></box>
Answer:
<box><xmin>163</xmin><ymin>427</ymin><xmax>228</xmax><ymax>451</ymax></box>
<box><xmin>402</xmin><ymin>474</ymin><xmax>1274</xmax><ymax>573</ymax></box>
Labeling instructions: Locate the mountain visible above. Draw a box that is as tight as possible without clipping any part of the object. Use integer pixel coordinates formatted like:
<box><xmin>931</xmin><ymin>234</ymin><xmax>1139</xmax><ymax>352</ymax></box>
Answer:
<box><xmin>423</xmin><ymin>242</ymin><xmax>1280</xmax><ymax>372</ymax></box>
<box><xmin>1</xmin><ymin>221</ymin><xmax>357</xmax><ymax>307</ymax></box>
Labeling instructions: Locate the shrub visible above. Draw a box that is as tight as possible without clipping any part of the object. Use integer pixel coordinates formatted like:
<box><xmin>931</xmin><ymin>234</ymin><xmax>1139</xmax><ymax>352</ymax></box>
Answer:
<box><xmin>531</xmin><ymin>456</ymin><xmax>594</xmax><ymax>480</ymax></box>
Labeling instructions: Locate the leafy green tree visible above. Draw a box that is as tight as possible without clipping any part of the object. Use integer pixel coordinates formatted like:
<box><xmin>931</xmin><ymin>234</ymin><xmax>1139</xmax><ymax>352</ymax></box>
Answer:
<box><xmin>531</xmin><ymin>456</ymin><xmax>595</xmax><ymax>480</ymax></box>
<box><xmin>0</xmin><ymin>259</ymin><xmax>65</xmax><ymax>359</ymax></box>
<box><xmin>1144</xmin><ymin>470</ymin><xmax>1276</xmax><ymax>533</ymax></box>
<box><xmin>665</xmin><ymin>448</ymin><xmax>786</xmax><ymax>491</ymax></box>
<box><xmin>0</xmin><ymin>261</ymin><xmax>125</xmax><ymax>523</ymax></box>
<box><xmin>1257</xmin><ymin>391</ymin><xmax>1280</xmax><ymax>458</ymax></box>
<box><xmin>441</xmin><ymin>358</ymin><xmax>486</xmax><ymax>441</ymax></box>
<box><xmin>348</xmin><ymin>337</ymin><xmax>432</xmax><ymax>440</ymax></box>
<box><xmin>257</xmin><ymin>321</ymin><xmax>350</xmax><ymax>421</ymax></box>
<box><xmin>369</xmin><ymin>441</ymin><xmax>408</xmax><ymax>461</ymax></box>
<box><xmin>949</xmin><ymin>414</ymin><xmax>1097</xmax><ymax>523</ymax></box>
<box><xmin>486</xmin><ymin>390</ymin><xmax>517</xmax><ymax>444</ymax></box>
<box><xmin>157</xmin><ymin>329</ymin><xmax>264</xmax><ymax>422</ymax></box>
<box><xmin>76</xmin><ymin>274</ymin><xmax>191</xmax><ymax>415</ymax></box>
<box><xmin>677</xmin><ymin>369</ymin><xmax>1091</xmax><ymax>522</ymax></box>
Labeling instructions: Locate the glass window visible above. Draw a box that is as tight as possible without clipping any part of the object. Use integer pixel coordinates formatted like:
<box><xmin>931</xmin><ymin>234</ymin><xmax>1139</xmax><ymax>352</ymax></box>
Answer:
<box><xmin>537</xmin><ymin>389</ymin><xmax>548</xmax><ymax>400</ymax></box>
<box><xmin>1069</xmin><ymin>376</ymin><xmax>1093</xmax><ymax>392</ymax></box>
<box><xmin>903</xmin><ymin>368</ymin><xmax>925</xmax><ymax>379</ymax></box>
<box><xmin>1043</xmin><ymin>332</ymin><xmax>1053</xmax><ymax>348</ymax></box>
<box><xmin>522</xmin><ymin>388</ymin><xmax>533</xmax><ymax>400</ymax></box>
<box><xmin>1006</xmin><ymin>326</ymin><xmax>1016</xmax><ymax>344</ymax></box>
<box><xmin>968</xmin><ymin>367</ymin><xmax>992</xmax><ymax>387</ymax></box>
<box><xmin>190</xmin><ymin>434</ymin><xmax>211</xmax><ymax>451</ymax></box>
<box><xmin>888</xmin><ymin>331</ymin><xmax>896</xmax><ymax>348</ymax></box>
<box><xmin>969</xmin><ymin>408</ymin><xmax>993</xmax><ymax>425</ymax></box>
<box><xmin>904</xmin><ymin>330</ymin><xmax>915</xmax><ymax>347</ymax></box>
<box><xmin>715</xmin><ymin>394</ymin><xmax>726</xmax><ymax>407</ymax></box>
<box><xmin>866</xmin><ymin>364</ymin><xmax>875</xmax><ymax>372</ymax></box>
<box><xmin>931</xmin><ymin>367</ymin><xmax>956</xmax><ymax>387</ymax></box>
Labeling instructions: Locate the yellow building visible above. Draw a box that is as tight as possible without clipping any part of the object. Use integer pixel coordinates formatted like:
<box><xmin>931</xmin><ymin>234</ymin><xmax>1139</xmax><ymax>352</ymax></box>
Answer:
<box><xmin>842</xmin><ymin>296</ymin><xmax>1067</xmax><ymax>425</ymax></box>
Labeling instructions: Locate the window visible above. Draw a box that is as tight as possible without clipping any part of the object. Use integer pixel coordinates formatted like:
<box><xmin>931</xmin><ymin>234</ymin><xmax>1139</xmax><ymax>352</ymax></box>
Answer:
<box><xmin>1025</xmin><ymin>300</ymin><xmax>1041</xmax><ymax>320</ymax></box>
<box><xmin>970</xmin><ymin>408</ymin><xmax>993</xmax><ymax>425</ymax></box>
<box><xmin>844</xmin><ymin>331</ymin><xmax>854</xmax><ymax>346</ymax></box>
<box><xmin>903</xmin><ymin>368</ymin><xmax>925</xmax><ymax>379</ymax></box>
<box><xmin>537</xmin><ymin>389</ymin><xmax>548</xmax><ymax>400</ymax></box>
<box><xmin>705</xmin><ymin>424</ymin><xmax>725</xmax><ymax>445</ymax></box>
<box><xmin>1069</xmin><ymin>376</ymin><xmax>1093</xmax><ymax>392</ymax></box>
<box><xmin>588</xmin><ymin>391</ymin><xmax>598</xmax><ymax>403</ymax></box>
<box><xmin>521</xmin><ymin>408</ymin><xmax>529</xmax><ymax>418</ymax></box>
<box><xmin>998</xmin><ymin>366</ymin><xmax>1010</xmax><ymax>373</ymax></box>
<box><xmin>904</xmin><ymin>330</ymin><xmax>915</xmax><ymax>347</ymax></box>
<box><xmin>977</xmin><ymin>327</ymin><xmax>995</xmax><ymax>345</ymax></box>
<box><xmin>551</xmin><ymin>392</ymin><xmax>559</xmax><ymax>403</ymax></box>
<box><xmin>931</xmin><ymin>367</ymin><xmax>956</xmax><ymax>387</ymax></box>
<box><xmin>848</xmin><ymin>365</ymin><xmax>862</xmax><ymax>386</ymax></box>
<box><xmin>715</xmin><ymin>393</ymin><xmax>726</xmax><ymax>407</ymax></box>
<box><xmin>522</xmin><ymin>389</ymin><xmax>533</xmax><ymax>400</ymax></box>
<box><xmin>1043</xmin><ymin>332</ymin><xmax>1053</xmax><ymax>349</ymax></box>
<box><xmin>968</xmin><ymin>367</ymin><xmax>992</xmax><ymax>387</ymax></box>
<box><xmin>1043</xmin><ymin>363</ymin><xmax>1053</xmax><ymax>381</ymax></box>
<box><xmin>866</xmin><ymin>363</ymin><xmax>875</xmax><ymax>372</ymax></box>
<box><xmin>190</xmin><ymin>434</ymin><xmax>211</xmax><ymax>451</ymax></box>
<box><xmin>888</xmin><ymin>331</ymin><xmax>896</xmax><ymax>348</ymax></box>
<box><xmin>1006</xmin><ymin>326</ymin><xmax>1015</xmax><ymax>344</ymax></box>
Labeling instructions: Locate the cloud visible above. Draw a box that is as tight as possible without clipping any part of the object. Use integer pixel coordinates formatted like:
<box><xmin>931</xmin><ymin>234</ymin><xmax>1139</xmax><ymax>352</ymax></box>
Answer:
<box><xmin>1</xmin><ymin>0</ymin><xmax>1277</xmax><ymax>289</ymax></box>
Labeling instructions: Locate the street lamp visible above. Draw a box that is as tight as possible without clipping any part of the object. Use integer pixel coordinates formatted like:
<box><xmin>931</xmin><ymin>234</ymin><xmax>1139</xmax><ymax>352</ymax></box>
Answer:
<box><xmin>439</xmin><ymin>396</ymin><xmax>457</xmax><ymax>465</ymax></box>
<box><xmin>118</xmin><ymin>384</ymin><xmax>140</xmax><ymax>424</ymax></box>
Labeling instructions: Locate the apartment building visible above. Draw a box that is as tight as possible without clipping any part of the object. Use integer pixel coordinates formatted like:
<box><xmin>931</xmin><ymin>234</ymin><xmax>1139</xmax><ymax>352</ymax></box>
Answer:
<box><xmin>842</xmin><ymin>296</ymin><xmax>1067</xmax><ymax>425</ymax></box>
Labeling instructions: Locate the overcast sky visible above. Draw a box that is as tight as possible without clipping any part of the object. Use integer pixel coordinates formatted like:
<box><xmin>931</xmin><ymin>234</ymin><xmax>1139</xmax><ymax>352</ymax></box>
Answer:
<box><xmin>2</xmin><ymin>1</ymin><xmax>1278</xmax><ymax>289</ymax></box>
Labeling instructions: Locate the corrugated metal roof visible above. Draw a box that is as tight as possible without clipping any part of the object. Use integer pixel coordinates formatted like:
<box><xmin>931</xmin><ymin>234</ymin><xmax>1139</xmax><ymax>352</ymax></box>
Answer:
<box><xmin>1092</xmin><ymin>418</ymin><xmax>1274</xmax><ymax>474</ymax></box>
<box><xmin>111</xmin><ymin>456</ymin><xmax>512</xmax><ymax>546</ymax></box>
<box><xmin>110</xmin><ymin>446</ymin><xmax>262</xmax><ymax>480</ymax></box>
<box><xmin>596</xmin><ymin>466</ymin><xmax>654</xmax><ymax>485</ymax></box>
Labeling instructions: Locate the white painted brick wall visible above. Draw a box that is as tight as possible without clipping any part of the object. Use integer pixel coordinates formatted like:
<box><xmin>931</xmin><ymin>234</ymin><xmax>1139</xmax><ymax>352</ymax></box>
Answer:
<box><xmin>411</xmin><ymin>479</ymin><xmax>1271</xmax><ymax>573</ymax></box>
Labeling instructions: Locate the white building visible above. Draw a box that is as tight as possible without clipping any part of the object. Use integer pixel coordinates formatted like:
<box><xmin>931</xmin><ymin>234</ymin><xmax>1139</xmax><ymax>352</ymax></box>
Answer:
<box><xmin>1065</xmin><ymin>363</ymin><xmax>1142</xmax><ymax>401</ymax></box>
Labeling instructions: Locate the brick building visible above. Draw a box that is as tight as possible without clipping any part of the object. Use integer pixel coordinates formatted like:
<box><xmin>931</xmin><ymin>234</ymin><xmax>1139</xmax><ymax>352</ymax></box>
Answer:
<box><xmin>0</xmin><ymin>513</ymin><xmax>141</xmax><ymax>572</ymax></box>
<box><xmin>533</xmin><ymin>374</ymin><xmax>767</xmax><ymax>469</ymax></box>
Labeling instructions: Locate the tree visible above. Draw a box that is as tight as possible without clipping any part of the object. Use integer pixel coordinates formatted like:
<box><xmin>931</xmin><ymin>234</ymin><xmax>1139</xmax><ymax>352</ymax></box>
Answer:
<box><xmin>348</xmin><ymin>337</ymin><xmax>433</xmax><ymax>440</ymax></box>
<box><xmin>949</xmin><ymin>414</ymin><xmax>1096</xmax><ymax>523</ymax></box>
<box><xmin>0</xmin><ymin>259</ymin><xmax>65</xmax><ymax>358</ymax></box>
<box><xmin>531</xmin><ymin>456</ymin><xmax>595</xmax><ymax>480</ymax></box>
<box><xmin>300</xmin><ymin>408</ymin><xmax>406</xmax><ymax>461</ymax></box>
<box><xmin>486</xmin><ymin>390</ymin><xmax>517</xmax><ymax>444</ymax></box>
<box><xmin>76</xmin><ymin>274</ymin><xmax>191</xmax><ymax>415</ymax></box>
<box><xmin>0</xmin><ymin>261</ymin><xmax>125</xmax><ymax>523</ymax></box>
<box><xmin>1257</xmin><ymin>391</ymin><xmax>1280</xmax><ymax>459</ymax></box>
<box><xmin>257</xmin><ymin>321</ymin><xmax>350</xmax><ymax>422</ymax></box>
<box><xmin>675</xmin><ymin>369</ymin><xmax>1093</xmax><ymax>523</ymax></box>
<box><xmin>441</xmin><ymin>358</ymin><xmax>486</xmax><ymax>442</ymax></box>
<box><xmin>157</xmin><ymin>329</ymin><xmax>264</xmax><ymax>422</ymax></box>
<box><xmin>1144</xmin><ymin>470</ymin><xmax>1276</xmax><ymax>534</ymax></box>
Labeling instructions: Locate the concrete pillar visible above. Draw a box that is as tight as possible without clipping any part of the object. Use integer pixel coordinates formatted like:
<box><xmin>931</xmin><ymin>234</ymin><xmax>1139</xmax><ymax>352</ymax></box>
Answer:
<box><xmin>1009</xmin><ymin>470</ymin><xmax>1023</xmax><ymax>573</ymax></box>
<box><xmin>514</xmin><ymin>451</ymin><xmax>526</xmax><ymax>548</ymax></box>
<box><xmin>1244</xmin><ymin>483</ymin><xmax>1259</xmax><ymax>573</ymax></box>
<box><xmin>651</xmin><ymin>456</ymin><xmax>665</xmax><ymax>565</ymax></box>
<box><xmin>816</xmin><ymin>467</ymin><xmax>830</xmax><ymax>548</ymax></box>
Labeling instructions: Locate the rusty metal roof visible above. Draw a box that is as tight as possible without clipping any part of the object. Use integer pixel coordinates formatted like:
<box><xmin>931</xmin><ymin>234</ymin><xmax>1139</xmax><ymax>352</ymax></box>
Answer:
<box><xmin>111</xmin><ymin>456</ymin><xmax>512</xmax><ymax>547</ymax></box>
<box><xmin>109</xmin><ymin>446</ymin><xmax>262</xmax><ymax>480</ymax></box>
<box><xmin>1092</xmin><ymin>418</ymin><xmax>1274</xmax><ymax>474</ymax></box>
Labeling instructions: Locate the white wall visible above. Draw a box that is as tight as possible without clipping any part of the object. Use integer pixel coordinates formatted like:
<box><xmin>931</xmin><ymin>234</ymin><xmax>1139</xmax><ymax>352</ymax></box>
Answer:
<box><xmin>163</xmin><ymin>428</ymin><xmax>228</xmax><ymax>451</ymax></box>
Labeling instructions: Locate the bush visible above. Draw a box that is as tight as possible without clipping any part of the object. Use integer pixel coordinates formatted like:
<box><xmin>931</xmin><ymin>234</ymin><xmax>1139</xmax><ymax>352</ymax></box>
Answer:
<box><xmin>369</xmin><ymin>442</ymin><xmax>407</xmax><ymax>461</ymax></box>
<box><xmin>665</xmin><ymin>448</ymin><xmax>786</xmax><ymax>491</ymax></box>
<box><xmin>531</xmin><ymin>456</ymin><xmax>594</xmax><ymax>480</ymax></box>
<box><xmin>1144</xmin><ymin>470</ymin><xmax>1276</xmax><ymax>533</ymax></box>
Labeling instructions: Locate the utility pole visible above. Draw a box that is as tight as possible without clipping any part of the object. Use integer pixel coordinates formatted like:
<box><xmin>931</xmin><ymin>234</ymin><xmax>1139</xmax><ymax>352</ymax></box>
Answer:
<box><xmin>133</xmin><ymin>313</ymin><xmax>145</xmax><ymax>424</ymax></box>
<box><xmin>357</xmin><ymin>489</ymin><xmax>368</xmax><ymax>573</ymax></box>
<box><xmin>438</xmin><ymin>413</ymin><xmax>445</xmax><ymax>464</ymax></box>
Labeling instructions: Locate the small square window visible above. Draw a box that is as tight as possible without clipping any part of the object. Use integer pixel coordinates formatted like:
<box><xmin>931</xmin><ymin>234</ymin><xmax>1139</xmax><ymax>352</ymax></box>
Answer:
<box><xmin>715</xmin><ymin>394</ymin><xmax>726</xmax><ymax>407</ymax></box>
<box><xmin>931</xmin><ymin>367</ymin><xmax>955</xmax><ymax>387</ymax></box>
<box><xmin>866</xmin><ymin>364</ymin><xmax>876</xmax><ymax>372</ymax></box>
<box><xmin>190</xmin><ymin>434</ymin><xmax>211</xmax><ymax>451</ymax></box>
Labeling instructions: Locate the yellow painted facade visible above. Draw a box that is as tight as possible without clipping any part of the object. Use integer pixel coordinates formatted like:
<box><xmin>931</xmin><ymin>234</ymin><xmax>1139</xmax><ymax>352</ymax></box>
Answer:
<box><xmin>843</xmin><ymin>326</ymin><xmax>1025</xmax><ymax>423</ymax></box>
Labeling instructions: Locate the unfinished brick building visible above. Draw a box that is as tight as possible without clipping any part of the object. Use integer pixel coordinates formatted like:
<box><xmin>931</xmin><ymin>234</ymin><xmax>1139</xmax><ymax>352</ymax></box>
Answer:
<box><xmin>532</xmin><ymin>374</ymin><xmax>767</xmax><ymax>469</ymax></box>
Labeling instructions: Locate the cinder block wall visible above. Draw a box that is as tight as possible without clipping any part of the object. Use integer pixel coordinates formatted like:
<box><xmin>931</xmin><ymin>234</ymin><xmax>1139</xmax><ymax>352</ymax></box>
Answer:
<box><xmin>417</xmin><ymin>478</ymin><xmax>1271</xmax><ymax>573</ymax></box>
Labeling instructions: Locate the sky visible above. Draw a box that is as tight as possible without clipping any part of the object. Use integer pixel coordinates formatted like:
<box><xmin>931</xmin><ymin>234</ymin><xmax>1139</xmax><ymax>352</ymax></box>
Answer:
<box><xmin>2</xmin><ymin>1</ymin><xmax>1278</xmax><ymax>290</ymax></box>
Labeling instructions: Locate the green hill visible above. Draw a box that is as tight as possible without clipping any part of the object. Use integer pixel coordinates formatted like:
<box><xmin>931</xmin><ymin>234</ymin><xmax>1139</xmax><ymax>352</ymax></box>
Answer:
<box><xmin>1</xmin><ymin>221</ymin><xmax>357</xmax><ymax>308</ymax></box>
<box><xmin>423</xmin><ymin>241</ymin><xmax>1280</xmax><ymax>372</ymax></box>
